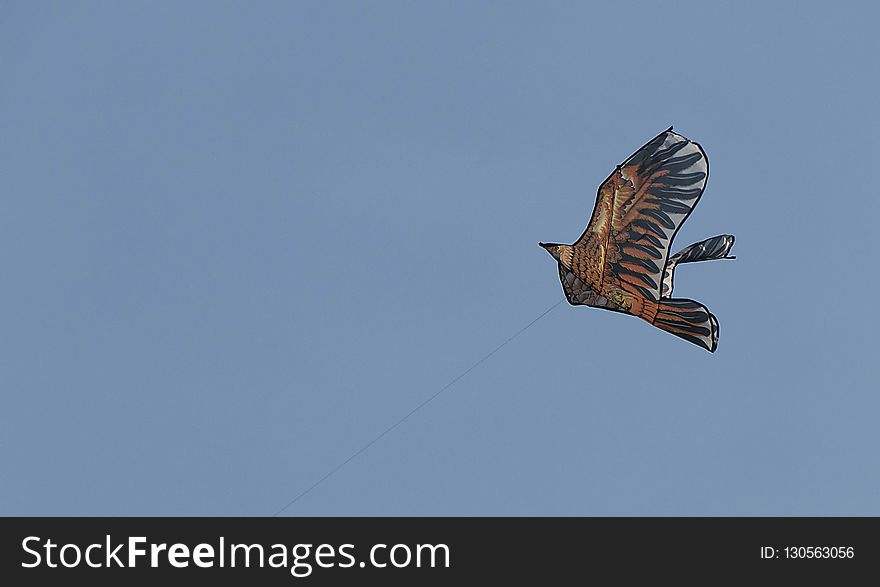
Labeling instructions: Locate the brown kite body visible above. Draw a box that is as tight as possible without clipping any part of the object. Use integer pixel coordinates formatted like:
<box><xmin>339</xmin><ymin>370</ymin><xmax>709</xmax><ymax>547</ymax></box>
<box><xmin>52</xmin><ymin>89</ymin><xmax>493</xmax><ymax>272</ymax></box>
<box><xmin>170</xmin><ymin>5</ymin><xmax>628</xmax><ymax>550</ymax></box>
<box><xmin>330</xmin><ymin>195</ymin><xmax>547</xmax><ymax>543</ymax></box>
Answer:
<box><xmin>540</xmin><ymin>128</ymin><xmax>734</xmax><ymax>352</ymax></box>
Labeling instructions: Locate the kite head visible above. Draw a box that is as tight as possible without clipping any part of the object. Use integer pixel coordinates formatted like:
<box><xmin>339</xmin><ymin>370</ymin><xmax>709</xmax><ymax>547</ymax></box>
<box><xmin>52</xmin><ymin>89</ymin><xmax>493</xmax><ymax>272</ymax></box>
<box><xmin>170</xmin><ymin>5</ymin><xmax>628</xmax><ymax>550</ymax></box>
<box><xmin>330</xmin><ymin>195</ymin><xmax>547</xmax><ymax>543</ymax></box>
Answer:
<box><xmin>539</xmin><ymin>242</ymin><xmax>573</xmax><ymax>268</ymax></box>
<box><xmin>539</xmin><ymin>242</ymin><xmax>562</xmax><ymax>259</ymax></box>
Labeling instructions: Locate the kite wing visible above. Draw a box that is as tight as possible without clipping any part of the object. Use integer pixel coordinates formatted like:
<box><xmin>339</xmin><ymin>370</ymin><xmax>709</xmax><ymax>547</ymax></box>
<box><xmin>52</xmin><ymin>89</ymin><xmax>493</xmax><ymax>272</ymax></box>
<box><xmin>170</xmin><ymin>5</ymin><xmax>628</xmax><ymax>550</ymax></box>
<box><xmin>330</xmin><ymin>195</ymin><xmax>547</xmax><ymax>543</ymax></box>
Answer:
<box><xmin>661</xmin><ymin>234</ymin><xmax>735</xmax><ymax>297</ymax></box>
<box><xmin>576</xmin><ymin>128</ymin><xmax>708</xmax><ymax>300</ymax></box>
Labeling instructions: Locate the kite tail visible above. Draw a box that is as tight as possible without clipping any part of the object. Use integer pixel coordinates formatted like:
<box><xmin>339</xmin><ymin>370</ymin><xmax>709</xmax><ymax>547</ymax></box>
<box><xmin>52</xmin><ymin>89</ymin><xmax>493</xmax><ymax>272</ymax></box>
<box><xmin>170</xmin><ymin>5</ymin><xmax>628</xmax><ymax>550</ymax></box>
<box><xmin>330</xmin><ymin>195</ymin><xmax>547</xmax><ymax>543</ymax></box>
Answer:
<box><xmin>645</xmin><ymin>298</ymin><xmax>719</xmax><ymax>353</ymax></box>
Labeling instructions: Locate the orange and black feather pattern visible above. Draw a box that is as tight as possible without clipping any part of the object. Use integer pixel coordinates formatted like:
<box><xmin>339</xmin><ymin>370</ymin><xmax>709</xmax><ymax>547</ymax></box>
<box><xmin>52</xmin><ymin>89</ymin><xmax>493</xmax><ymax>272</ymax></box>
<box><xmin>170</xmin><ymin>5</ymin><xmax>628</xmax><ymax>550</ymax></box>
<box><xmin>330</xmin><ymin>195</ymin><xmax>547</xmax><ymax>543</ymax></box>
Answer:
<box><xmin>548</xmin><ymin>128</ymin><xmax>734</xmax><ymax>352</ymax></box>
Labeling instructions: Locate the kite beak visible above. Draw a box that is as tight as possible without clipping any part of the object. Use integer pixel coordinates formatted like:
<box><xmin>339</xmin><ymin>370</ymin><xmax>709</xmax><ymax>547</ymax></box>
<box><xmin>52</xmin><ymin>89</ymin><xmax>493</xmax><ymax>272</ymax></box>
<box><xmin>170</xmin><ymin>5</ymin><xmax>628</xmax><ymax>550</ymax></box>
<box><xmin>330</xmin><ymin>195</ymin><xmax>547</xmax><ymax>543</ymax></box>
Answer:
<box><xmin>538</xmin><ymin>242</ymin><xmax>548</xmax><ymax>249</ymax></box>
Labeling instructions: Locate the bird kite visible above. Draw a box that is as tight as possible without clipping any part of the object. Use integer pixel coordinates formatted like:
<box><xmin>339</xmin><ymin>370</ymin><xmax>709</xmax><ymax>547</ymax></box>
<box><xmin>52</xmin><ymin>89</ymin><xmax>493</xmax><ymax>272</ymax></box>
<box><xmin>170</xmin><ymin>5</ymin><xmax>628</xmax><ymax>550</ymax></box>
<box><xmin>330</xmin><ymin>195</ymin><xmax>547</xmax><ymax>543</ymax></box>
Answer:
<box><xmin>540</xmin><ymin>128</ymin><xmax>734</xmax><ymax>352</ymax></box>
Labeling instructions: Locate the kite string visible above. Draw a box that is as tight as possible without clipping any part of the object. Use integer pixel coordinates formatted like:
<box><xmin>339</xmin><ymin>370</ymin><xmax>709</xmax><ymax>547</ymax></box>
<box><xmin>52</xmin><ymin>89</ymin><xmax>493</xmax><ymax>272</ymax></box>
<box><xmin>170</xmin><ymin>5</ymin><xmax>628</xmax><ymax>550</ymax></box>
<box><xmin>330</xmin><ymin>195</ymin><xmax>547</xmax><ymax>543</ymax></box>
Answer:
<box><xmin>272</xmin><ymin>298</ymin><xmax>565</xmax><ymax>516</ymax></box>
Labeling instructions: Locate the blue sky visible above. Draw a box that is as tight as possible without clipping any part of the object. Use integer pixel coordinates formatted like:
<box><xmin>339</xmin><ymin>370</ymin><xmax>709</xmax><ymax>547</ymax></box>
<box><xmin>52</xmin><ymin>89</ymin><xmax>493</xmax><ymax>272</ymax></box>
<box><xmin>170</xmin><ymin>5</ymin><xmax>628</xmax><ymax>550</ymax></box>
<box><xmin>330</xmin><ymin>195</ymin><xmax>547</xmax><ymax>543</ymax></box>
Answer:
<box><xmin>2</xmin><ymin>1</ymin><xmax>878</xmax><ymax>515</ymax></box>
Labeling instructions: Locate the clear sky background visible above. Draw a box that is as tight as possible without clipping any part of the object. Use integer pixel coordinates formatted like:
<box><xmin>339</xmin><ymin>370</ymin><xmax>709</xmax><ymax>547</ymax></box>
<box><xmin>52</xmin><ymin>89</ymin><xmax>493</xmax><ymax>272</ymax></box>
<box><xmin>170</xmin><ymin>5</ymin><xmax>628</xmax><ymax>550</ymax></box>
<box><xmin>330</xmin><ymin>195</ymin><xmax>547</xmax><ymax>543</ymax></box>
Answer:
<box><xmin>2</xmin><ymin>2</ymin><xmax>878</xmax><ymax>515</ymax></box>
